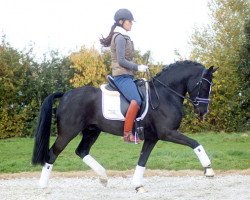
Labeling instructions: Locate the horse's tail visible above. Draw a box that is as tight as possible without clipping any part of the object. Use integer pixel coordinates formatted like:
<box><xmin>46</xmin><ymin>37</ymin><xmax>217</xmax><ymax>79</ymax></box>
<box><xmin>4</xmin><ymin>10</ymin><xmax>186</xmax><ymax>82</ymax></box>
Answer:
<box><xmin>32</xmin><ymin>92</ymin><xmax>64</xmax><ymax>165</ymax></box>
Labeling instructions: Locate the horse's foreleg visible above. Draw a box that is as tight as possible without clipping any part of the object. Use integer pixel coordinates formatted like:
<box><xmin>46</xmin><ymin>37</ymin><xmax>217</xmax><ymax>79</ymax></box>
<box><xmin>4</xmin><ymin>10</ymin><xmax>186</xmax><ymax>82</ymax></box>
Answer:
<box><xmin>83</xmin><ymin>155</ymin><xmax>108</xmax><ymax>186</ymax></box>
<box><xmin>75</xmin><ymin>129</ymin><xmax>108</xmax><ymax>186</ymax></box>
<box><xmin>160</xmin><ymin>129</ymin><xmax>214</xmax><ymax>177</ymax></box>
<box><xmin>193</xmin><ymin>145</ymin><xmax>215</xmax><ymax>177</ymax></box>
<box><xmin>133</xmin><ymin>139</ymin><xmax>157</xmax><ymax>192</ymax></box>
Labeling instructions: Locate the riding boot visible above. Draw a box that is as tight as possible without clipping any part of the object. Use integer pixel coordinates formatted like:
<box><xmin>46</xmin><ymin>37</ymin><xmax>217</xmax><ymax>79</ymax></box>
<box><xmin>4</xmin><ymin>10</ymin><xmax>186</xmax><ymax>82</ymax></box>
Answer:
<box><xmin>124</xmin><ymin>100</ymin><xmax>142</xmax><ymax>143</ymax></box>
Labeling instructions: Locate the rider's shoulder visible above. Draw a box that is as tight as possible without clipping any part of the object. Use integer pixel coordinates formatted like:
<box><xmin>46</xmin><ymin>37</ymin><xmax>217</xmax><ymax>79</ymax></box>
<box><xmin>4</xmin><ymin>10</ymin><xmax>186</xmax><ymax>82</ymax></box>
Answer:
<box><xmin>114</xmin><ymin>33</ymin><xmax>130</xmax><ymax>42</ymax></box>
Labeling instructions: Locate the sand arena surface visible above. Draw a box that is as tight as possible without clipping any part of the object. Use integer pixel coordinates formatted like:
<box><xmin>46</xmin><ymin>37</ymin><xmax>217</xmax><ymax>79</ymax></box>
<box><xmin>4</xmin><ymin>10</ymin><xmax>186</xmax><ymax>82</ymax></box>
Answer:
<box><xmin>0</xmin><ymin>170</ymin><xmax>250</xmax><ymax>200</ymax></box>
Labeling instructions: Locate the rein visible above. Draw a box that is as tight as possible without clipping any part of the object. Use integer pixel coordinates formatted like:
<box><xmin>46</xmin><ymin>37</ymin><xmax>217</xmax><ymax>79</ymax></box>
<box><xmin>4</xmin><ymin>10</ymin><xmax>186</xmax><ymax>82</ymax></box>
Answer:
<box><xmin>147</xmin><ymin>69</ymin><xmax>211</xmax><ymax>109</ymax></box>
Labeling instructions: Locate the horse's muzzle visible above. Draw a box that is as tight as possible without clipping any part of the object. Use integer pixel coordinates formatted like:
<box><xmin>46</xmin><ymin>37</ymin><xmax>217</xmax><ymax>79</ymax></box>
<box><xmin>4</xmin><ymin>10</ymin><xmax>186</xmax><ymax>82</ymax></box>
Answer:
<box><xmin>194</xmin><ymin>104</ymin><xmax>208</xmax><ymax>121</ymax></box>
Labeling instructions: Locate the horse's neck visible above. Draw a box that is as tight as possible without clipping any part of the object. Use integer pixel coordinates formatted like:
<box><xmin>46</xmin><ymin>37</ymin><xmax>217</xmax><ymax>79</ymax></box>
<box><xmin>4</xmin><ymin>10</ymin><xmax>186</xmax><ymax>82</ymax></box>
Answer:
<box><xmin>159</xmin><ymin>64</ymin><xmax>205</xmax><ymax>102</ymax></box>
<box><xmin>158</xmin><ymin>69</ymin><xmax>188</xmax><ymax>96</ymax></box>
<box><xmin>153</xmin><ymin>63</ymin><xmax>204</xmax><ymax>109</ymax></box>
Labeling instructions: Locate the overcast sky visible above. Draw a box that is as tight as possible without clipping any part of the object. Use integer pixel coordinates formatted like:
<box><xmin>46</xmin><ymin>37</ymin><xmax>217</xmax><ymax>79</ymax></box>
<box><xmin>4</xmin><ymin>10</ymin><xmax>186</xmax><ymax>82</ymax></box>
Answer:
<box><xmin>0</xmin><ymin>0</ymin><xmax>210</xmax><ymax>64</ymax></box>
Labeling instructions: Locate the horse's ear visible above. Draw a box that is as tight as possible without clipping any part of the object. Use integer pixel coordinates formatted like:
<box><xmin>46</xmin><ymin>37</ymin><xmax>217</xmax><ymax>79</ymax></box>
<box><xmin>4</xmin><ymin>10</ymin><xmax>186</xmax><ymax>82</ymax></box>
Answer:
<box><xmin>208</xmin><ymin>66</ymin><xmax>219</xmax><ymax>73</ymax></box>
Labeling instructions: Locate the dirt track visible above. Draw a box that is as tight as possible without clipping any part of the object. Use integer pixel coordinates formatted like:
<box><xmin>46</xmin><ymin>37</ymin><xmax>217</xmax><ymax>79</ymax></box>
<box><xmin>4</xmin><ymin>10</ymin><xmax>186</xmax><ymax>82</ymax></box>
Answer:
<box><xmin>0</xmin><ymin>170</ymin><xmax>250</xmax><ymax>200</ymax></box>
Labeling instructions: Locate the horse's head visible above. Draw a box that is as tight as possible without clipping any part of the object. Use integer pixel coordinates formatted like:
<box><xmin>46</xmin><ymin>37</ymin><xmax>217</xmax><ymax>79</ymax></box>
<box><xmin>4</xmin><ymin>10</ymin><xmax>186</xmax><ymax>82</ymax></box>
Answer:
<box><xmin>188</xmin><ymin>66</ymin><xmax>218</xmax><ymax>120</ymax></box>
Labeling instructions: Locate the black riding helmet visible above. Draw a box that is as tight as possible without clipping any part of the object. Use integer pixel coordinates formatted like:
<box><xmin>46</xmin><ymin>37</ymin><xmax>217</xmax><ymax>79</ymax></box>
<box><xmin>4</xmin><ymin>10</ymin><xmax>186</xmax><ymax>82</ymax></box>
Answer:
<box><xmin>114</xmin><ymin>9</ymin><xmax>134</xmax><ymax>22</ymax></box>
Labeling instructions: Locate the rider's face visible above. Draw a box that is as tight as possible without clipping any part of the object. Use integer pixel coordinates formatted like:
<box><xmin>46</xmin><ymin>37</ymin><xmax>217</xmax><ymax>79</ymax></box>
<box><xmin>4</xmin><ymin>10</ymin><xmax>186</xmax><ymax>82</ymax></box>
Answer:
<box><xmin>122</xmin><ymin>20</ymin><xmax>133</xmax><ymax>31</ymax></box>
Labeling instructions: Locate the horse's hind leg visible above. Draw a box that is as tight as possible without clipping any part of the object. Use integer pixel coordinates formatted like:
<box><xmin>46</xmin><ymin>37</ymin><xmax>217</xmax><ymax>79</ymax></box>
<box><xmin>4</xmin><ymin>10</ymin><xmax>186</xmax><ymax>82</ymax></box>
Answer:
<box><xmin>160</xmin><ymin>129</ymin><xmax>215</xmax><ymax>177</ymax></box>
<box><xmin>75</xmin><ymin>127</ymin><xmax>108</xmax><ymax>186</ymax></box>
<box><xmin>39</xmin><ymin>129</ymin><xmax>80</xmax><ymax>188</ymax></box>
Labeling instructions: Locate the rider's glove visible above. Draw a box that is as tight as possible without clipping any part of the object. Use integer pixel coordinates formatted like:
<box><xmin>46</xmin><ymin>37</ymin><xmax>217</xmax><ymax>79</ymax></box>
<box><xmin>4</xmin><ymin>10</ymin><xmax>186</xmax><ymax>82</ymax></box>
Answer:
<box><xmin>138</xmin><ymin>65</ymin><xmax>148</xmax><ymax>72</ymax></box>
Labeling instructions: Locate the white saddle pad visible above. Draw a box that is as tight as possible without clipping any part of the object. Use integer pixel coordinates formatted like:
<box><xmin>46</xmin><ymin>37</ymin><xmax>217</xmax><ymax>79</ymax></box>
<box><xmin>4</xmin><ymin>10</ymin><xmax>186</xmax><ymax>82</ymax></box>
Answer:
<box><xmin>100</xmin><ymin>84</ymin><xmax>125</xmax><ymax>120</ymax></box>
<box><xmin>100</xmin><ymin>81</ymin><xmax>149</xmax><ymax>121</ymax></box>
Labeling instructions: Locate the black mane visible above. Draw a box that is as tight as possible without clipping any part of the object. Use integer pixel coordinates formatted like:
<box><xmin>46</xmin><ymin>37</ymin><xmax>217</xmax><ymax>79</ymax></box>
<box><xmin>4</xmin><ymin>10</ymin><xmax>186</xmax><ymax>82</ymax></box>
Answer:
<box><xmin>155</xmin><ymin>60</ymin><xmax>204</xmax><ymax>78</ymax></box>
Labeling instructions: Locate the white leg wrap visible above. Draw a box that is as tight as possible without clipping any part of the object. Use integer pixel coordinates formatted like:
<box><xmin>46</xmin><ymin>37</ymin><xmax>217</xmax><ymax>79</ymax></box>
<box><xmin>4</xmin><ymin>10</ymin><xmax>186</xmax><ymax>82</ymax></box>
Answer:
<box><xmin>132</xmin><ymin>165</ymin><xmax>145</xmax><ymax>188</ymax></box>
<box><xmin>83</xmin><ymin>155</ymin><xmax>107</xmax><ymax>180</ymax></box>
<box><xmin>194</xmin><ymin>145</ymin><xmax>211</xmax><ymax>167</ymax></box>
<box><xmin>39</xmin><ymin>163</ymin><xmax>53</xmax><ymax>188</ymax></box>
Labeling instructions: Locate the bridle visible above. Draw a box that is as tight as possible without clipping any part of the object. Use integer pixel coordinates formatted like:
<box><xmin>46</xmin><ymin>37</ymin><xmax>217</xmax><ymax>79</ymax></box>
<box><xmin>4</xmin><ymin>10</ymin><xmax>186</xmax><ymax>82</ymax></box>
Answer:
<box><xmin>147</xmin><ymin>69</ymin><xmax>213</xmax><ymax>110</ymax></box>
<box><xmin>188</xmin><ymin>69</ymin><xmax>212</xmax><ymax>107</ymax></box>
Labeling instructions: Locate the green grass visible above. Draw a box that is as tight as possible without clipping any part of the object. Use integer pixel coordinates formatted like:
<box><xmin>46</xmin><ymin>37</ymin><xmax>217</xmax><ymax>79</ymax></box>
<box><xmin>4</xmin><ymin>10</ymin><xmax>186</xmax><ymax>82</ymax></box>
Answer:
<box><xmin>0</xmin><ymin>132</ymin><xmax>249</xmax><ymax>173</ymax></box>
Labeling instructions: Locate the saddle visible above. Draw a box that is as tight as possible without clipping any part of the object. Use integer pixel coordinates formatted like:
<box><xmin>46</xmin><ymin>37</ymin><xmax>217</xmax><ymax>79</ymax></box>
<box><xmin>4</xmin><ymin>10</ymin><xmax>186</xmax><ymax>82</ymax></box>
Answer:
<box><xmin>100</xmin><ymin>75</ymin><xmax>149</xmax><ymax>121</ymax></box>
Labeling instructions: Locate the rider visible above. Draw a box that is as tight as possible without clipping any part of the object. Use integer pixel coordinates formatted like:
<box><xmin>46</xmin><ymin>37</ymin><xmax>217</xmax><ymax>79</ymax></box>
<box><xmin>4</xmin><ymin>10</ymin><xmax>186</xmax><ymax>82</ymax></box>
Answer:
<box><xmin>100</xmin><ymin>8</ymin><xmax>148</xmax><ymax>143</ymax></box>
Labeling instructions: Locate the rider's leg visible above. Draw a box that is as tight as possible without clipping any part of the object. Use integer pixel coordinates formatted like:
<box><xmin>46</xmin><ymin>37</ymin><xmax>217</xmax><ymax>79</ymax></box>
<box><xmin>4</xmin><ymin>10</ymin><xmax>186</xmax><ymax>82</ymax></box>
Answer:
<box><xmin>124</xmin><ymin>100</ymin><xmax>141</xmax><ymax>143</ymax></box>
<box><xmin>113</xmin><ymin>75</ymin><xmax>142</xmax><ymax>143</ymax></box>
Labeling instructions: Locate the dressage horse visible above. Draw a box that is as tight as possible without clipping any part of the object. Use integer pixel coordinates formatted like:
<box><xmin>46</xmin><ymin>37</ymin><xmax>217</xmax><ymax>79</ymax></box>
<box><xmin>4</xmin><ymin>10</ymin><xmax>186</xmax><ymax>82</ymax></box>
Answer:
<box><xmin>32</xmin><ymin>60</ymin><xmax>217</xmax><ymax>192</ymax></box>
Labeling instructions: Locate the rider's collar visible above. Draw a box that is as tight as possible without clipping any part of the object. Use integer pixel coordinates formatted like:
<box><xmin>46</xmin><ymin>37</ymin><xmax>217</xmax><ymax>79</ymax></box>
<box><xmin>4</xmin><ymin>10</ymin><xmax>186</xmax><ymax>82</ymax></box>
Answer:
<box><xmin>114</xmin><ymin>26</ymin><xmax>130</xmax><ymax>37</ymax></box>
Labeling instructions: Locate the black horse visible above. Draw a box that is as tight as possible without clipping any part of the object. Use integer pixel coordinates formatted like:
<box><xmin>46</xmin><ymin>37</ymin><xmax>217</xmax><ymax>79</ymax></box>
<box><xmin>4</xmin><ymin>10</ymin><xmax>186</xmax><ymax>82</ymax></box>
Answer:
<box><xmin>32</xmin><ymin>60</ymin><xmax>217</xmax><ymax>191</ymax></box>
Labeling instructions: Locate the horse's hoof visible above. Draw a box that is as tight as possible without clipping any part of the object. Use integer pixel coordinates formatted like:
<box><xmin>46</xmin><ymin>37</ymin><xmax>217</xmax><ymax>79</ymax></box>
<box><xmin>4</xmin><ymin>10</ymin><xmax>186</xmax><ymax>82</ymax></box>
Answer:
<box><xmin>100</xmin><ymin>177</ymin><xmax>108</xmax><ymax>187</ymax></box>
<box><xmin>204</xmin><ymin>167</ymin><xmax>215</xmax><ymax>177</ymax></box>
<box><xmin>135</xmin><ymin>186</ymin><xmax>147</xmax><ymax>193</ymax></box>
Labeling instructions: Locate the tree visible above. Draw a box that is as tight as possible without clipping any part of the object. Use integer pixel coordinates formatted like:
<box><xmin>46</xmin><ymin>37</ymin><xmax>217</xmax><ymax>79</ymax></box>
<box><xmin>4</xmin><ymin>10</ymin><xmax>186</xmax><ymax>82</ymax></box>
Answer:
<box><xmin>237</xmin><ymin>18</ymin><xmax>250</xmax><ymax>130</ymax></box>
<box><xmin>70</xmin><ymin>46</ymin><xmax>108</xmax><ymax>87</ymax></box>
<box><xmin>187</xmin><ymin>0</ymin><xmax>250</xmax><ymax>132</ymax></box>
<box><xmin>0</xmin><ymin>36</ymin><xmax>75</xmax><ymax>138</ymax></box>
<box><xmin>25</xmin><ymin>51</ymin><xmax>74</xmax><ymax>136</ymax></box>
<box><xmin>0</xmin><ymin>38</ymin><xmax>32</xmax><ymax>138</ymax></box>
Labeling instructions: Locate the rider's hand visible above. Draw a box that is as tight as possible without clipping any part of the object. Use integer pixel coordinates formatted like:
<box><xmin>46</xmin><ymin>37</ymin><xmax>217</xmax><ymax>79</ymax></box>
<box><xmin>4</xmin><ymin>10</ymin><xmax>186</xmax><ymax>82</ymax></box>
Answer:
<box><xmin>138</xmin><ymin>65</ymin><xmax>148</xmax><ymax>72</ymax></box>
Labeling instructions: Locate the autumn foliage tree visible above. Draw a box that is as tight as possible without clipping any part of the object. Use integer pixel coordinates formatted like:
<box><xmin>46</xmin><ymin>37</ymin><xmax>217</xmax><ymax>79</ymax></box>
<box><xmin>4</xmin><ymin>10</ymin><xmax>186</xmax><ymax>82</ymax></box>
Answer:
<box><xmin>70</xmin><ymin>46</ymin><xmax>108</xmax><ymax>87</ymax></box>
<box><xmin>183</xmin><ymin>0</ymin><xmax>250</xmax><ymax>132</ymax></box>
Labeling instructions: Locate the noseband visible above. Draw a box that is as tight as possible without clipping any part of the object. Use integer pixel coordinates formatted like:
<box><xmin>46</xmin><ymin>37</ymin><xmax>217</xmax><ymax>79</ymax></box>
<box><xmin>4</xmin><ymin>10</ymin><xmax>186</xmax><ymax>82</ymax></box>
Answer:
<box><xmin>189</xmin><ymin>70</ymin><xmax>212</xmax><ymax>107</ymax></box>
<box><xmin>147</xmin><ymin>69</ymin><xmax>212</xmax><ymax>109</ymax></box>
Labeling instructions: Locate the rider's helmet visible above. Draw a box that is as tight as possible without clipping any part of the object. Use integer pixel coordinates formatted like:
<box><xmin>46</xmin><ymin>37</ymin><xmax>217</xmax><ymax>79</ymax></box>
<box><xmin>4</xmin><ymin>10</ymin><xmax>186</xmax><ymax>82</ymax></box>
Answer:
<box><xmin>114</xmin><ymin>9</ymin><xmax>134</xmax><ymax>22</ymax></box>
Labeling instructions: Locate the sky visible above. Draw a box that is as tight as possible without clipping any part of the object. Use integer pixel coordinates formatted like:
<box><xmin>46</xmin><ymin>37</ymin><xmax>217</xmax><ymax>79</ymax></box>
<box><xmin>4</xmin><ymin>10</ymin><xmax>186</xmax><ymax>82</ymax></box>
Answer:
<box><xmin>0</xmin><ymin>0</ymin><xmax>210</xmax><ymax>64</ymax></box>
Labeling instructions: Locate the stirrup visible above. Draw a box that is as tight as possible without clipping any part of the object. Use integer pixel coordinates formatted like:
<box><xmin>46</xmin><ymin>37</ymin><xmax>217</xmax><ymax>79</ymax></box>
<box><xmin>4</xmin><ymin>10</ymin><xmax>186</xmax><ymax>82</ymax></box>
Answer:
<box><xmin>135</xmin><ymin>119</ymin><xmax>144</xmax><ymax>140</ymax></box>
<box><xmin>136</xmin><ymin>127</ymin><xmax>144</xmax><ymax>140</ymax></box>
